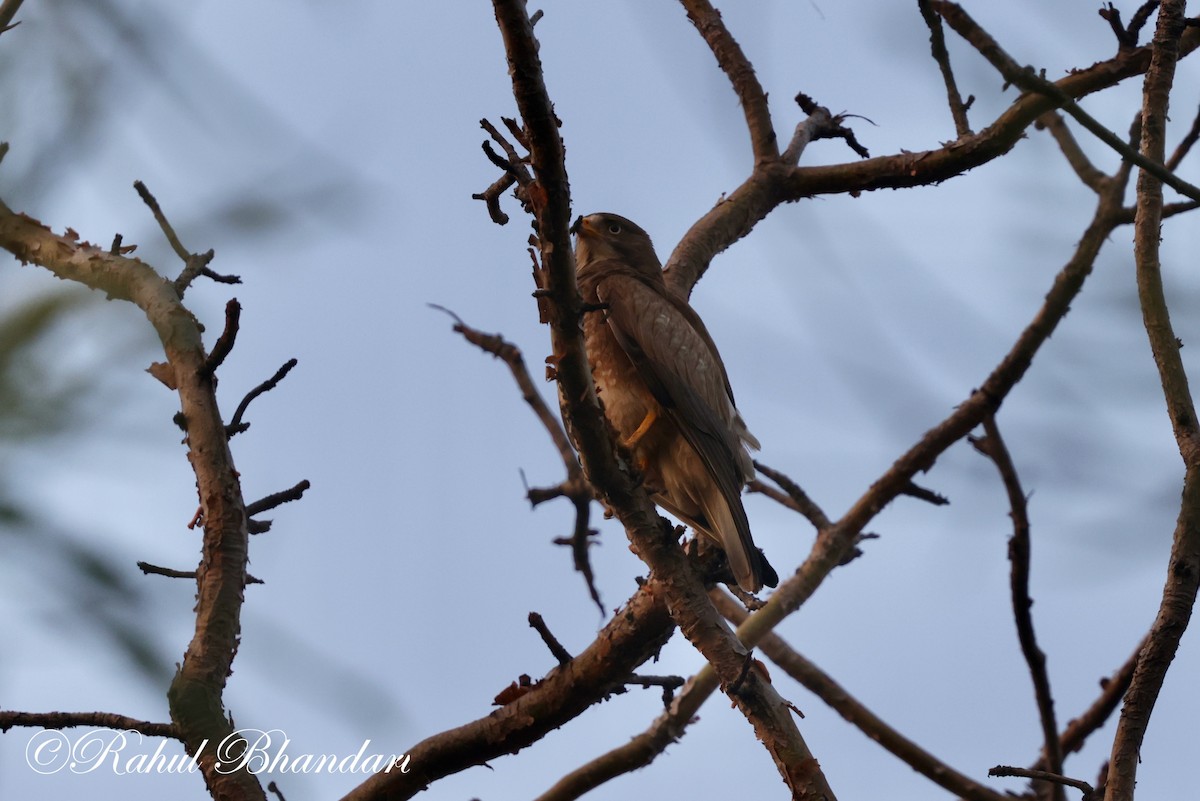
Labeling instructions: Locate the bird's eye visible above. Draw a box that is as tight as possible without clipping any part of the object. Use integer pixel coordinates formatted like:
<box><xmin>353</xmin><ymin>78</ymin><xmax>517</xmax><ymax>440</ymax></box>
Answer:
<box><xmin>607</xmin><ymin>222</ymin><xmax>622</xmax><ymax>235</ymax></box>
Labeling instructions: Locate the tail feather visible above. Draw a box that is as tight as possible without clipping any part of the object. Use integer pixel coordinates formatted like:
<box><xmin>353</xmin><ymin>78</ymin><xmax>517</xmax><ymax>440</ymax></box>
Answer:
<box><xmin>700</xmin><ymin>483</ymin><xmax>765</xmax><ymax>593</ymax></box>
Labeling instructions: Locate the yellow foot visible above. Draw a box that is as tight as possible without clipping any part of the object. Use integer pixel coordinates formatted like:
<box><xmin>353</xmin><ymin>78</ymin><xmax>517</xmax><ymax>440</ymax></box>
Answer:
<box><xmin>621</xmin><ymin>409</ymin><xmax>658</xmax><ymax>451</ymax></box>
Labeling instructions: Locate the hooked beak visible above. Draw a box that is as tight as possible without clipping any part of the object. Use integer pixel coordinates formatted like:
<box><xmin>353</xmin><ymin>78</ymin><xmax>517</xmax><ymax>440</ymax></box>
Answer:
<box><xmin>570</xmin><ymin>215</ymin><xmax>599</xmax><ymax>239</ymax></box>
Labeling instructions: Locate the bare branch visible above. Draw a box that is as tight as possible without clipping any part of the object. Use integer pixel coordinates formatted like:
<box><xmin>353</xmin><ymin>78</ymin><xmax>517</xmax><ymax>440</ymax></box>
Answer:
<box><xmin>0</xmin><ymin>201</ymin><xmax>259</xmax><ymax>799</ymax></box>
<box><xmin>934</xmin><ymin>2</ymin><xmax>1200</xmax><ymax>202</ymax></box>
<box><xmin>1107</xmin><ymin>4</ymin><xmax>1200</xmax><ymax>800</ymax></box>
<box><xmin>678</xmin><ymin>0</ymin><xmax>778</xmax><ymax>163</ymax></box>
<box><xmin>339</xmin><ymin>580</ymin><xmax>676</xmax><ymax>801</ymax></box>
<box><xmin>245</xmin><ymin>480</ymin><xmax>310</xmax><ymax>517</ymax></box>
<box><xmin>918</xmin><ymin>0</ymin><xmax>973</xmax><ymax>136</ymax></box>
<box><xmin>136</xmin><ymin>561</ymin><xmax>197</xmax><ymax>579</ymax></box>
<box><xmin>715</xmin><ymin>590</ymin><xmax>1011</xmax><ymax>801</ymax></box>
<box><xmin>471</xmin><ymin>173</ymin><xmax>515</xmax><ymax>225</ymax></box>
<box><xmin>0</xmin><ymin>711</ymin><xmax>176</xmax><ymax>738</ymax></box>
<box><xmin>133</xmin><ymin>180</ymin><xmax>219</xmax><ymax>295</ymax></box>
<box><xmin>486</xmin><ymin>4</ymin><xmax>835</xmax><ymax>797</ymax></box>
<box><xmin>971</xmin><ymin>417</ymin><xmax>1064</xmax><ymax>801</ymax></box>
<box><xmin>430</xmin><ymin>305</ymin><xmax>602</xmax><ymax>611</ymax></box>
<box><xmin>750</xmin><ymin>461</ymin><xmax>831</xmax><ymax>530</ymax></box>
<box><xmin>204</xmin><ymin>298</ymin><xmax>241</xmax><ymax>375</ymax></box>
<box><xmin>1166</xmin><ymin>102</ymin><xmax>1200</xmax><ymax>170</ymax></box>
<box><xmin>528</xmin><ymin>612</ymin><xmax>573</xmax><ymax>665</ymax></box>
<box><xmin>729</xmin><ymin>152</ymin><xmax>1133</xmax><ymax>698</ymax></box>
<box><xmin>1037</xmin><ymin>112</ymin><xmax>1110</xmax><ymax>192</ymax></box>
<box><xmin>1036</xmin><ymin>637</ymin><xmax>1142</xmax><ymax>769</ymax></box>
<box><xmin>0</xmin><ymin>0</ymin><xmax>24</xmax><ymax>34</ymax></box>
<box><xmin>990</xmin><ymin>766</ymin><xmax>1094</xmax><ymax>800</ymax></box>
<box><xmin>227</xmin><ymin>358</ymin><xmax>299</xmax><ymax>438</ymax></box>
<box><xmin>138</xmin><ymin>561</ymin><xmax>264</xmax><ymax>585</ymax></box>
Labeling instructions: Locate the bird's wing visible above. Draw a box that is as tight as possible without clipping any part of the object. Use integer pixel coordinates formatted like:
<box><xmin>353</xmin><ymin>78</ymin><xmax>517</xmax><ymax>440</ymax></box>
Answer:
<box><xmin>596</xmin><ymin>275</ymin><xmax>737</xmax><ymax>435</ymax></box>
<box><xmin>597</xmin><ymin>274</ymin><xmax>764</xmax><ymax>585</ymax></box>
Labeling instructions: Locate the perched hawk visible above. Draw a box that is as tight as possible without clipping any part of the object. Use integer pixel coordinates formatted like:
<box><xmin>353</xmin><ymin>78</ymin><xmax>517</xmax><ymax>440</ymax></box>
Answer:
<box><xmin>571</xmin><ymin>212</ymin><xmax>777</xmax><ymax>593</ymax></box>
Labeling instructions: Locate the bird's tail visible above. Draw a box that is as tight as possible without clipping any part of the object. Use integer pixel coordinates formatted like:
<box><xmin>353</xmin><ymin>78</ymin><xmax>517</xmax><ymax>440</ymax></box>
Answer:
<box><xmin>700</xmin><ymin>484</ymin><xmax>775</xmax><ymax>593</ymax></box>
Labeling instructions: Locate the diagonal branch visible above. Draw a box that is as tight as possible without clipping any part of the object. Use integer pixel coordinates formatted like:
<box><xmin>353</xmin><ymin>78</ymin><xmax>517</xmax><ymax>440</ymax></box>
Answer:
<box><xmin>678</xmin><ymin>0</ymin><xmax>779</xmax><ymax>163</ymax></box>
<box><xmin>714</xmin><ymin>590</ymin><xmax>1011</xmax><ymax>801</ymax></box>
<box><xmin>662</xmin><ymin>5</ymin><xmax>1200</xmax><ymax>300</ymax></box>
<box><xmin>1033</xmin><ymin>636</ymin><xmax>1143</xmax><ymax>771</ymax></box>
<box><xmin>430</xmin><ymin>304</ymin><xmax>602</xmax><ymax>612</ymax></box>
<box><xmin>934</xmin><ymin>1</ymin><xmax>1200</xmax><ymax>201</ymax></box>
<box><xmin>918</xmin><ymin>0</ymin><xmax>973</xmax><ymax>137</ymax></box>
<box><xmin>338</xmin><ymin>579</ymin><xmax>676</xmax><ymax>801</ymax></box>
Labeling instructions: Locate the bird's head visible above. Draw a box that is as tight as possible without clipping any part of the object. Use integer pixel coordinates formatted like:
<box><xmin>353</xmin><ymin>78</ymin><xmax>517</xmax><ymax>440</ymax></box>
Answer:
<box><xmin>572</xmin><ymin>213</ymin><xmax>662</xmax><ymax>279</ymax></box>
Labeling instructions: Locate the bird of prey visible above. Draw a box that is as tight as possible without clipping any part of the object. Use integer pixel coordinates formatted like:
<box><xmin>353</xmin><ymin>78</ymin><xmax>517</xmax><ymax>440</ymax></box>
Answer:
<box><xmin>571</xmin><ymin>212</ymin><xmax>777</xmax><ymax>593</ymax></box>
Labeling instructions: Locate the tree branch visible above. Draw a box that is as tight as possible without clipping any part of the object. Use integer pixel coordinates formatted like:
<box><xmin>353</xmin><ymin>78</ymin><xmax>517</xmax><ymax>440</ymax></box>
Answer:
<box><xmin>990</xmin><ymin>766</ymin><xmax>1094</xmax><ymax>800</ymax></box>
<box><xmin>714</xmin><ymin>590</ymin><xmax>1011</xmax><ymax>801</ymax></box>
<box><xmin>1106</xmin><ymin>3</ymin><xmax>1200</xmax><ymax>799</ymax></box>
<box><xmin>662</xmin><ymin>5</ymin><xmax>1200</xmax><ymax>300</ymax></box>
<box><xmin>0</xmin><ymin>199</ymin><xmax>261</xmax><ymax>800</ymax></box>
<box><xmin>487</xmin><ymin>4</ymin><xmax>835</xmax><ymax>797</ymax></box>
<box><xmin>678</xmin><ymin>0</ymin><xmax>778</xmax><ymax>163</ymax></box>
<box><xmin>338</xmin><ymin>580</ymin><xmax>676</xmax><ymax>801</ymax></box>
<box><xmin>971</xmin><ymin>416</ymin><xmax>1064</xmax><ymax>801</ymax></box>
<box><xmin>430</xmin><ymin>305</ymin><xmax>602</xmax><ymax>612</ymax></box>
<box><xmin>918</xmin><ymin>0</ymin><xmax>973</xmax><ymax>137</ymax></box>
<box><xmin>935</xmin><ymin>2</ymin><xmax>1200</xmax><ymax>201</ymax></box>
<box><xmin>0</xmin><ymin>710</ymin><xmax>176</xmax><ymax>738</ymax></box>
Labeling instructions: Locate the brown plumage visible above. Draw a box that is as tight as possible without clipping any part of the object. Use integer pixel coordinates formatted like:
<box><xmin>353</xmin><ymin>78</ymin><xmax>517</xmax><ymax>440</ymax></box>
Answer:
<box><xmin>571</xmin><ymin>212</ymin><xmax>777</xmax><ymax>593</ymax></box>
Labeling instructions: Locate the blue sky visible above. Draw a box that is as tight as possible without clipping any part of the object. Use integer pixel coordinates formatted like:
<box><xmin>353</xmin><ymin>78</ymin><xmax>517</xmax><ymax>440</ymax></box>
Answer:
<box><xmin>3</xmin><ymin>2</ymin><xmax>1199</xmax><ymax>800</ymax></box>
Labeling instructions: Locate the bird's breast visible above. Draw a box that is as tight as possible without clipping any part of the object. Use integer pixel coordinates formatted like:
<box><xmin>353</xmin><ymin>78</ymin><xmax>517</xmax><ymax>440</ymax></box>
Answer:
<box><xmin>582</xmin><ymin>313</ymin><xmax>657</xmax><ymax>437</ymax></box>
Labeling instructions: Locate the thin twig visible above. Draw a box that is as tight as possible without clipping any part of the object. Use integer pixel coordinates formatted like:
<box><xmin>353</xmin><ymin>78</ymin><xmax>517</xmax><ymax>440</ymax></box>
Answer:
<box><xmin>472</xmin><ymin>173</ymin><xmax>515</xmax><ymax>225</ymax></box>
<box><xmin>919</xmin><ymin>0</ymin><xmax>973</xmax><ymax>136</ymax></box>
<box><xmin>1035</xmin><ymin>636</ymin><xmax>1143</xmax><ymax>769</ymax></box>
<box><xmin>899</xmin><ymin>479</ymin><xmax>949</xmax><ymax>506</ymax></box>
<box><xmin>529</xmin><ymin>612</ymin><xmax>573</xmax><ymax>665</ymax></box>
<box><xmin>137</xmin><ymin>561</ymin><xmax>197</xmax><ymax>579</ymax></box>
<box><xmin>971</xmin><ymin>416</ymin><xmax>1064</xmax><ymax>801</ymax></box>
<box><xmin>245</xmin><ymin>480</ymin><xmax>311</xmax><ymax>517</ymax></box>
<box><xmin>791</xmin><ymin>94</ymin><xmax>871</xmax><ymax>160</ymax></box>
<box><xmin>204</xmin><ymin>298</ymin><xmax>241</xmax><ymax>375</ymax></box>
<box><xmin>0</xmin><ymin>0</ymin><xmax>25</xmax><ymax>34</ymax></box>
<box><xmin>990</xmin><ymin>766</ymin><xmax>1094</xmax><ymax>799</ymax></box>
<box><xmin>430</xmin><ymin>305</ymin><xmax>578</xmax><ymax>481</ymax></box>
<box><xmin>622</xmin><ymin>673</ymin><xmax>685</xmax><ymax>695</ymax></box>
<box><xmin>751</xmin><ymin>461</ymin><xmax>831</xmax><ymax>530</ymax></box>
<box><xmin>133</xmin><ymin>180</ymin><xmax>190</xmax><ymax>262</ymax></box>
<box><xmin>429</xmin><ymin>304</ymin><xmax>603</xmax><ymax>612</ymax></box>
<box><xmin>226</xmin><ymin>358</ymin><xmax>299</xmax><ymax>438</ymax></box>
<box><xmin>1165</xmin><ymin>102</ymin><xmax>1200</xmax><ymax>170</ymax></box>
<box><xmin>200</xmin><ymin>266</ymin><xmax>242</xmax><ymax>285</ymax></box>
<box><xmin>138</xmin><ymin>561</ymin><xmax>263</xmax><ymax>585</ymax></box>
